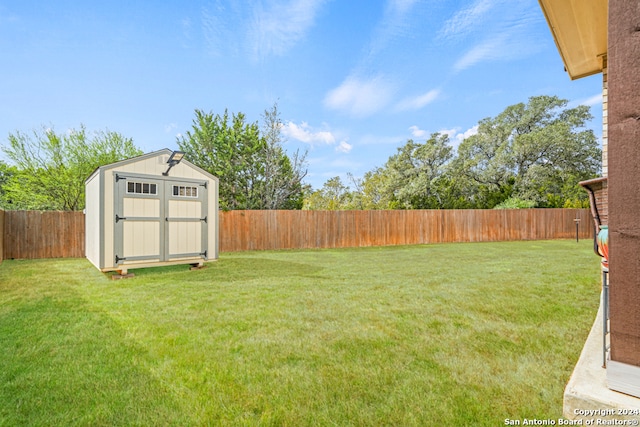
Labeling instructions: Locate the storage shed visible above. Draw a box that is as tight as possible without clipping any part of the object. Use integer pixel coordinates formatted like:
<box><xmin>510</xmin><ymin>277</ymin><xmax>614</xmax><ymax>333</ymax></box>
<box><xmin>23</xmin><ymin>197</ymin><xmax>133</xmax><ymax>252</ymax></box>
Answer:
<box><xmin>85</xmin><ymin>149</ymin><xmax>219</xmax><ymax>274</ymax></box>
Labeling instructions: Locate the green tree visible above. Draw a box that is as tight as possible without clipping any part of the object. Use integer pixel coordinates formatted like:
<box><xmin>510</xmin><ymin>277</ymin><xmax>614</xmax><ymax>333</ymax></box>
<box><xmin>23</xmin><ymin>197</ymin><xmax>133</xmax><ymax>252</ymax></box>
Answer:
<box><xmin>352</xmin><ymin>133</ymin><xmax>456</xmax><ymax>210</ymax></box>
<box><xmin>346</xmin><ymin>170</ymin><xmax>393</xmax><ymax>209</ymax></box>
<box><xmin>178</xmin><ymin>109</ymin><xmax>265</xmax><ymax>210</ymax></box>
<box><xmin>260</xmin><ymin>103</ymin><xmax>307</xmax><ymax>209</ymax></box>
<box><xmin>1</xmin><ymin>125</ymin><xmax>141</xmax><ymax>210</ymax></box>
<box><xmin>0</xmin><ymin>161</ymin><xmax>17</xmax><ymax>209</ymax></box>
<box><xmin>179</xmin><ymin>106</ymin><xmax>307</xmax><ymax>210</ymax></box>
<box><xmin>453</xmin><ymin>95</ymin><xmax>601</xmax><ymax>208</ymax></box>
<box><xmin>303</xmin><ymin>176</ymin><xmax>354</xmax><ymax>210</ymax></box>
<box><xmin>381</xmin><ymin>133</ymin><xmax>454</xmax><ymax>209</ymax></box>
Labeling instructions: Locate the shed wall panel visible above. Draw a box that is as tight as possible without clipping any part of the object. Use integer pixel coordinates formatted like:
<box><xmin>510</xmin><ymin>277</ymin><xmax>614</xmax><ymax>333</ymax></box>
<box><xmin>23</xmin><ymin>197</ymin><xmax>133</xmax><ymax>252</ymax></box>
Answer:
<box><xmin>103</xmin><ymin>170</ymin><xmax>116</xmax><ymax>268</ymax></box>
<box><xmin>118</xmin><ymin>155</ymin><xmax>168</xmax><ymax>175</ymax></box>
<box><xmin>85</xmin><ymin>173</ymin><xmax>101</xmax><ymax>268</ymax></box>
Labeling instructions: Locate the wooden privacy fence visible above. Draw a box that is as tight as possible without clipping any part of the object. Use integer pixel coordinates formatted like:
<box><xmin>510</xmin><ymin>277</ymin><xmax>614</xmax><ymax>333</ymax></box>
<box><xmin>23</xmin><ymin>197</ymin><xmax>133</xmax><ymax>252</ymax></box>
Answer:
<box><xmin>218</xmin><ymin>209</ymin><xmax>592</xmax><ymax>251</ymax></box>
<box><xmin>0</xmin><ymin>208</ymin><xmax>591</xmax><ymax>260</ymax></box>
<box><xmin>3</xmin><ymin>210</ymin><xmax>85</xmax><ymax>260</ymax></box>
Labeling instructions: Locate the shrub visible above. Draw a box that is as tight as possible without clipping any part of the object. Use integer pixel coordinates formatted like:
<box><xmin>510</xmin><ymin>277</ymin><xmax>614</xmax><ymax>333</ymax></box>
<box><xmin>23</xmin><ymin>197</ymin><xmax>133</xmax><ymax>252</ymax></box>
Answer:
<box><xmin>493</xmin><ymin>197</ymin><xmax>537</xmax><ymax>209</ymax></box>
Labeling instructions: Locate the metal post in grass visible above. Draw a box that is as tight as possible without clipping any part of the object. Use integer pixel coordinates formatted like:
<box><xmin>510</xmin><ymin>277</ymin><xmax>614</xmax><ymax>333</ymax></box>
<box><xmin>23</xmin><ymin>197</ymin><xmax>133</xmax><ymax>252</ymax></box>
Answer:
<box><xmin>574</xmin><ymin>216</ymin><xmax>581</xmax><ymax>242</ymax></box>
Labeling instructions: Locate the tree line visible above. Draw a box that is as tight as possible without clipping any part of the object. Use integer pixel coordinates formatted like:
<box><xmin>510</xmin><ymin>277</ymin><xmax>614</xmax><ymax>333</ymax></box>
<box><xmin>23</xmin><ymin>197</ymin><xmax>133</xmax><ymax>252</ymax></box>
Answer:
<box><xmin>0</xmin><ymin>103</ymin><xmax>306</xmax><ymax>211</ymax></box>
<box><xmin>0</xmin><ymin>95</ymin><xmax>600</xmax><ymax>211</ymax></box>
<box><xmin>306</xmin><ymin>95</ymin><xmax>600</xmax><ymax>210</ymax></box>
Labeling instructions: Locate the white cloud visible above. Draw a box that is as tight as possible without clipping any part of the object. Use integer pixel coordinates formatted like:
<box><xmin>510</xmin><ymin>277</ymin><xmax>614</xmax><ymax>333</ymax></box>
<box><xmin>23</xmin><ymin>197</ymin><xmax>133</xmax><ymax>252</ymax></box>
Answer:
<box><xmin>460</xmin><ymin>125</ymin><xmax>479</xmax><ymax>141</ymax></box>
<box><xmin>200</xmin><ymin>0</ymin><xmax>326</xmax><ymax>60</ymax></box>
<box><xmin>201</xmin><ymin>2</ymin><xmax>237</xmax><ymax>56</ymax></box>
<box><xmin>439</xmin><ymin>0</ymin><xmax>498</xmax><ymax>41</ymax></box>
<box><xmin>164</xmin><ymin>123</ymin><xmax>178</xmax><ymax>133</ymax></box>
<box><xmin>440</xmin><ymin>125</ymin><xmax>479</xmax><ymax>147</ymax></box>
<box><xmin>396</xmin><ymin>89</ymin><xmax>440</xmax><ymax>111</ymax></box>
<box><xmin>282</xmin><ymin>121</ymin><xmax>336</xmax><ymax>145</ymax></box>
<box><xmin>453</xmin><ymin>36</ymin><xmax>505</xmax><ymax>72</ymax></box>
<box><xmin>249</xmin><ymin>0</ymin><xmax>327</xmax><ymax>59</ymax></box>
<box><xmin>336</xmin><ymin>140</ymin><xmax>352</xmax><ymax>153</ymax></box>
<box><xmin>441</xmin><ymin>0</ymin><xmax>544</xmax><ymax>72</ymax></box>
<box><xmin>409</xmin><ymin>125</ymin><xmax>428</xmax><ymax>139</ymax></box>
<box><xmin>407</xmin><ymin>125</ymin><xmax>478</xmax><ymax>146</ymax></box>
<box><xmin>366</xmin><ymin>0</ymin><xmax>421</xmax><ymax>57</ymax></box>
<box><xmin>438</xmin><ymin>128</ymin><xmax>456</xmax><ymax>137</ymax></box>
<box><xmin>579</xmin><ymin>94</ymin><xmax>603</xmax><ymax>107</ymax></box>
<box><xmin>324</xmin><ymin>75</ymin><xmax>396</xmax><ymax>117</ymax></box>
<box><xmin>390</xmin><ymin>0</ymin><xmax>419</xmax><ymax>15</ymax></box>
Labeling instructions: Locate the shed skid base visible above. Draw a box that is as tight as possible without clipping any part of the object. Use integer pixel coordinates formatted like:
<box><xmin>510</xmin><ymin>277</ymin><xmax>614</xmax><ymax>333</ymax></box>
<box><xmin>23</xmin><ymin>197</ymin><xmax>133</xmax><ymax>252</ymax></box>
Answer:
<box><xmin>111</xmin><ymin>273</ymin><xmax>135</xmax><ymax>280</ymax></box>
<box><xmin>190</xmin><ymin>263</ymin><xmax>206</xmax><ymax>271</ymax></box>
<box><xmin>99</xmin><ymin>258</ymin><xmax>215</xmax><ymax>273</ymax></box>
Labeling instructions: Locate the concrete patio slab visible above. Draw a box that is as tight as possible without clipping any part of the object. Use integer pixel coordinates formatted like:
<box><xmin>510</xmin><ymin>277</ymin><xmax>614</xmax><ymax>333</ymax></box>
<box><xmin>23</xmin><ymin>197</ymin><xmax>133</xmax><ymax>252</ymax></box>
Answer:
<box><xmin>563</xmin><ymin>293</ymin><xmax>640</xmax><ymax>422</ymax></box>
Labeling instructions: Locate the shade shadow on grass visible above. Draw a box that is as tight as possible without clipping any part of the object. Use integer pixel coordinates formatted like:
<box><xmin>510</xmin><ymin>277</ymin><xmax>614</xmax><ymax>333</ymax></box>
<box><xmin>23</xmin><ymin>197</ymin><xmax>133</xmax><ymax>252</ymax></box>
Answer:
<box><xmin>0</xmin><ymin>284</ymin><xmax>192</xmax><ymax>426</ymax></box>
<box><xmin>123</xmin><ymin>256</ymin><xmax>323</xmax><ymax>283</ymax></box>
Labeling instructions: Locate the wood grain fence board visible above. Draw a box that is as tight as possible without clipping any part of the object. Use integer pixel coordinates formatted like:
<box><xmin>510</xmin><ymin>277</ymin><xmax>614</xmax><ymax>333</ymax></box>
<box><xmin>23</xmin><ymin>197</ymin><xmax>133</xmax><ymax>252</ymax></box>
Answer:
<box><xmin>2</xmin><ymin>209</ymin><xmax>592</xmax><ymax>259</ymax></box>
<box><xmin>6</xmin><ymin>210</ymin><xmax>24</xmax><ymax>259</ymax></box>
<box><xmin>218</xmin><ymin>208</ymin><xmax>591</xmax><ymax>252</ymax></box>
<box><xmin>3</xmin><ymin>211</ymin><xmax>84</xmax><ymax>260</ymax></box>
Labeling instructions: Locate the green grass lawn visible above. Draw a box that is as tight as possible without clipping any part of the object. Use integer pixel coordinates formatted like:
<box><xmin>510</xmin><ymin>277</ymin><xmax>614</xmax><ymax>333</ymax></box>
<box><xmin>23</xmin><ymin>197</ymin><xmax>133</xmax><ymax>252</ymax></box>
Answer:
<box><xmin>0</xmin><ymin>240</ymin><xmax>601</xmax><ymax>426</ymax></box>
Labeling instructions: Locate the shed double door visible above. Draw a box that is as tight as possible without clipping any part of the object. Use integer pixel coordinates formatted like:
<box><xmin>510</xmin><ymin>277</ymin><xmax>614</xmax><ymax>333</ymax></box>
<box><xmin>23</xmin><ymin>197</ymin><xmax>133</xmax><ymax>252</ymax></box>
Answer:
<box><xmin>114</xmin><ymin>173</ymin><xmax>208</xmax><ymax>266</ymax></box>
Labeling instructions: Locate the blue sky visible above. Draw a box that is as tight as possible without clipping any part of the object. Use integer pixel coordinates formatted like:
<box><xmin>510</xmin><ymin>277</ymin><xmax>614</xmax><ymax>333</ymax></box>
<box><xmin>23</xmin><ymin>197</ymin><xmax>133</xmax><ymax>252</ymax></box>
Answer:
<box><xmin>0</xmin><ymin>0</ymin><xmax>603</xmax><ymax>190</ymax></box>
